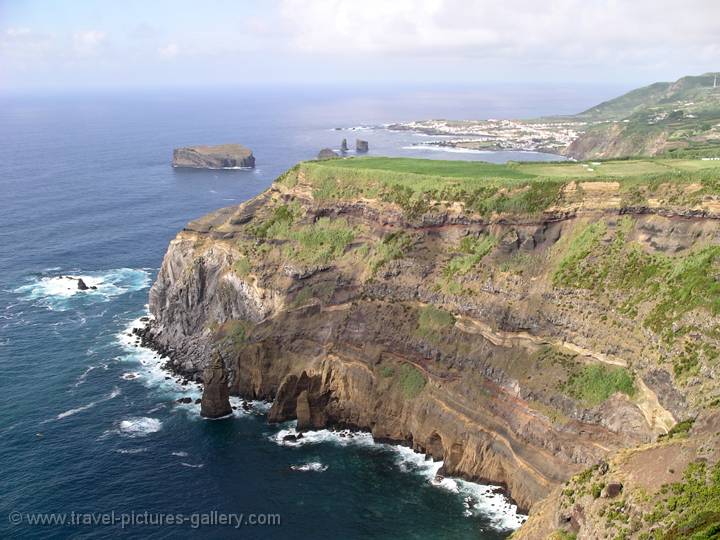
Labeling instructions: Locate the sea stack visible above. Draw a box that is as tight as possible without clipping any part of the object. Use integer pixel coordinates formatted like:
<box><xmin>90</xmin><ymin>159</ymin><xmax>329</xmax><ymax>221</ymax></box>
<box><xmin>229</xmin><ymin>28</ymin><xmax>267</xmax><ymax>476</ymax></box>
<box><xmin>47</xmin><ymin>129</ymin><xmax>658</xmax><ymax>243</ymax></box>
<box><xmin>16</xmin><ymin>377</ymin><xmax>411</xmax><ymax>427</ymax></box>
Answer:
<box><xmin>356</xmin><ymin>139</ymin><xmax>369</xmax><ymax>153</ymax></box>
<box><xmin>340</xmin><ymin>138</ymin><xmax>348</xmax><ymax>152</ymax></box>
<box><xmin>200</xmin><ymin>352</ymin><xmax>232</xmax><ymax>419</ymax></box>
<box><xmin>317</xmin><ymin>148</ymin><xmax>339</xmax><ymax>160</ymax></box>
<box><xmin>172</xmin><ymin>144</ymin><xmax>255</xmax><ymax>169</ymax></box>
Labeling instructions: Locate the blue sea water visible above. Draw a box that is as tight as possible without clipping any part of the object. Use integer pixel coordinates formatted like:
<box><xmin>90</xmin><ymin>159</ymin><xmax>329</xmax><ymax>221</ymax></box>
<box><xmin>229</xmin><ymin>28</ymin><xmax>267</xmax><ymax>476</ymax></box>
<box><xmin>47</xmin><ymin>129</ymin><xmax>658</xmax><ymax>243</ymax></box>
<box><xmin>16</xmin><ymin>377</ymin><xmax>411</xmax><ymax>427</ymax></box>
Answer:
<box><xmin>0</xmin><ymin>84</ymin><xmax>619</xmax><ymax>539</ymax></box>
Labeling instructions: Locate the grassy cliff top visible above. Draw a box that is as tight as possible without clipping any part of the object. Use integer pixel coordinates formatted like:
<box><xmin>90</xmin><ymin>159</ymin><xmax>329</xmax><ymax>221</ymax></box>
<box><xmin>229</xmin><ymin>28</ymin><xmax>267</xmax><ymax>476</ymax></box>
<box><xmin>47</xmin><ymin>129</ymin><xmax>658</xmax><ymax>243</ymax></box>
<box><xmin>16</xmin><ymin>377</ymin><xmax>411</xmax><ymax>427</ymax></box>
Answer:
<box><xmin>276</xmin><ymin>156</ymin><xmax>720</xmax><ymax>218</ymax></box>
<box><xmin>310</xmin><ymin>156</ymin><xmax>720</xmax><ymax>182</ymax></box>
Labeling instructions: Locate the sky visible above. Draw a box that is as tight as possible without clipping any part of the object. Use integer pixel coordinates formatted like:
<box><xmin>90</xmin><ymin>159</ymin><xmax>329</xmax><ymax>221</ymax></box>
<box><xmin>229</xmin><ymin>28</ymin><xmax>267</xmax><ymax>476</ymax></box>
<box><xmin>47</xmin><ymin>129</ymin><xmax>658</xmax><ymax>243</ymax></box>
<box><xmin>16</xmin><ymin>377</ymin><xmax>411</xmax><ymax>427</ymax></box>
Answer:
<box><xmin>1</xmin><ymin>0</ymin><xmax>719</xmax><ymax>92</ymax></box>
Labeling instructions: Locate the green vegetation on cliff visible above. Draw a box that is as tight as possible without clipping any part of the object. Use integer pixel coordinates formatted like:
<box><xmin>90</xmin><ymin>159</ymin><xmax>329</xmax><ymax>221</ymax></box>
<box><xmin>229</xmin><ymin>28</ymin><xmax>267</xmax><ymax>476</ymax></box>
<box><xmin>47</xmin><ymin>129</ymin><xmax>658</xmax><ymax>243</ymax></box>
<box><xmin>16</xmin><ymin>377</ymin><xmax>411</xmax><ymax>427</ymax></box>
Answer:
<box><xmin>644</xmin><ymin>460</ymin><xmax>720</xmax><ymax>539</ymax></box>
<box><xmin>416</xmin><ymin>305</ymin><xmax>456</xmax><ymax>342</ymax></box>
<box><xmin>565</xmin><ymin>364</ymin><xmax>636</xmax><ymax>407</ymax></box>
<box><xmin>287</xmin><ymin>217</ymin><xmax>355</xmax><ymax>265</ymax></box>
<box><xmin>368</xmin><ymin>231</ymin><xmax>414</xmax><ymax>274</ymax></box>
<box><xmin>444</xmin><ymin>234</ymin><xmax>496</xmax><ymax>277</ymax></box>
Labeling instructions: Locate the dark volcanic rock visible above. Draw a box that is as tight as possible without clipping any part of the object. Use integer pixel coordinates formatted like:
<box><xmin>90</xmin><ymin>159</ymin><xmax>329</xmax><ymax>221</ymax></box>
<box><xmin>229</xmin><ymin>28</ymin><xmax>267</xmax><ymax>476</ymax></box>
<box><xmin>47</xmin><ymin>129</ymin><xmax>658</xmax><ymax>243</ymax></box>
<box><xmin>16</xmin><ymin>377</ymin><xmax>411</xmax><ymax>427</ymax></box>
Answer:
<box><xmin>76</xmin><ymin>278</ymin><xmax>89</xmax><ymax>291</ymax></box>
<box><xmin>603</xmin><ymin>483</ymin><xmax>623</xmax><ymax>498</ymax></box>
<box><xmin>356</xmin><ymin>139</ymin><xmax>369</xmax><ymax>153</ymax></box>
<box><xmin>340</xmin><ymin>138</ymin><xmax>348</xmax><ymax>152</ymax></box>
<box><xmin>200</xmin><ymin>352</ymin><xmax>232</xmax><ymax>418</ymax></box>
<box><xmin>172</xmin><ymin>144</ymin><xmax>255</xmax><ymax>169</ymax></box>
<box><xmin>317</xmin><ymin>148</ymin><xmax>339</xmax><ymax>160</ymax></box>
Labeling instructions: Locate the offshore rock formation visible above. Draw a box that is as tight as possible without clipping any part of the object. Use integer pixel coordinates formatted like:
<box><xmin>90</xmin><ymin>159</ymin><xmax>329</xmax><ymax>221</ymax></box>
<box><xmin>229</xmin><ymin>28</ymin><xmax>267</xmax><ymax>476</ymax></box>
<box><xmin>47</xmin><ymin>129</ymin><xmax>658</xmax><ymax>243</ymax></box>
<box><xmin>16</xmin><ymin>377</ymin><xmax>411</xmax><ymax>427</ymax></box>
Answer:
<box><xmin>200</xmin><ymin>351</ymin><xmax>232</xmax><ymax>418</ymax></box>
<box><xmin>144</xmin><ymin>161</ymin><xmax>720</xmax><ymax>519</ymax></box>
<box><xmin>317</xmin><ymin>148</ymin><xmax>339</xmax><ymax>160</ymax></box>
<box><xmin>356</xmin><ymin>139</ymin><xmax>369</xmax><ymax>153</ymax></box>
<box><xmin>172</xmin><ymin>144</ymin><xmax>255</xmax><ymax>169</ymax></box>
<box><xmin>340</xmin><ymin>138</ymin><xmax>348</xmax><ymax>153</ymax></box>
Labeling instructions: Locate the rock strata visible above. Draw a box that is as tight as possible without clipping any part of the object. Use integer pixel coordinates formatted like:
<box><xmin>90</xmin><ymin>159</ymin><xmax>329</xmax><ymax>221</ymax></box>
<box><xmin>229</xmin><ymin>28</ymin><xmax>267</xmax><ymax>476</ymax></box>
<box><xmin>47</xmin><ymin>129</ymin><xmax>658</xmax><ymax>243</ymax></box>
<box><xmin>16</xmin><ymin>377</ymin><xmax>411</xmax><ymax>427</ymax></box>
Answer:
<box><xmin>143</xmin><ymin>161</ymin><xmax>720</xmax><ymax>522</ymax></box>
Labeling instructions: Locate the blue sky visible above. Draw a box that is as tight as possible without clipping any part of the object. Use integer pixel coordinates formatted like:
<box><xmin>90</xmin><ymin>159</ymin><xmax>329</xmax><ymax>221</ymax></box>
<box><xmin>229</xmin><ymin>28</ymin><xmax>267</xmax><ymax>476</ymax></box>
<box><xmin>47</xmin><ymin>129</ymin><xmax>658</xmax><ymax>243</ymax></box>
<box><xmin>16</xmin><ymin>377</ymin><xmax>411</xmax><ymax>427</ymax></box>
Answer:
<box><xmin>2</xmin><ymin>0</ymin><xmax>719</xmax><ymax>91</ymax></box>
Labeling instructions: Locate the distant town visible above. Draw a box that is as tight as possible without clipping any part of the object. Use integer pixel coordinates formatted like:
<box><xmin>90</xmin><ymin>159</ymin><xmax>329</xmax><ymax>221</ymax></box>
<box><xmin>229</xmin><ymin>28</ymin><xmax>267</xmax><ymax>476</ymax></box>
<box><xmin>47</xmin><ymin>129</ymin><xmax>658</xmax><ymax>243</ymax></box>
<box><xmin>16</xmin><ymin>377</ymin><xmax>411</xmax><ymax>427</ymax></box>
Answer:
<box><xmin>386</xmin><ymin>119</ymin><xmax>586</xmax><ymax>155</ymax></box>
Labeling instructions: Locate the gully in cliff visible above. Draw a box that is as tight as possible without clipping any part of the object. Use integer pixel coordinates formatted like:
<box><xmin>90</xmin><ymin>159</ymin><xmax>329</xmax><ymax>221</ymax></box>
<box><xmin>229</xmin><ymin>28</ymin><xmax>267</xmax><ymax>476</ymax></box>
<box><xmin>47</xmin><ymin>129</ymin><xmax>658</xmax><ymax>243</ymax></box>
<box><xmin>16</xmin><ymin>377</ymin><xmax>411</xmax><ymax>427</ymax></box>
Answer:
<box><xmin>200</xmin><ymin>352</ymin><xmax>232</xmax><ymax>419</ymax></box>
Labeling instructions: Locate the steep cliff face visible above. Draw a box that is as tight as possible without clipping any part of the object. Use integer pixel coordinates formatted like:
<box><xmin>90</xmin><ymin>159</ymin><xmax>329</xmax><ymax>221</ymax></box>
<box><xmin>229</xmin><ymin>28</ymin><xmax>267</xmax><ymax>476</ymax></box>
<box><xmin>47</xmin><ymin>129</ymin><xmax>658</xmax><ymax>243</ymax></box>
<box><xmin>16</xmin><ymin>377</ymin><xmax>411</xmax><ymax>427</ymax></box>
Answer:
<box><xmin>146</xmin><ymin>160</ymin><xmax>720</xmax><ymax>517</ymax></box>
<box><xmin>513</xmin><ymin>412</ymin><xmax>720</xmax><ymax>539</ymax></box>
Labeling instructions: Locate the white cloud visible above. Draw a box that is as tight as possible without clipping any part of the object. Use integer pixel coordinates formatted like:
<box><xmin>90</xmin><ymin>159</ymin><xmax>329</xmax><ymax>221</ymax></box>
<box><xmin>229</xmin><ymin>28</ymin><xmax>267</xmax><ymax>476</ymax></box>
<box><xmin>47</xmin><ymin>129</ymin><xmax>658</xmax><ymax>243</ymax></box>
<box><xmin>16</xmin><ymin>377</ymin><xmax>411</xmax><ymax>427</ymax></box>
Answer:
<box><xmin>278</xmin><ymin>0</ymin><xmax>720</xmax><ymax>66</ymax></box>
<box><xmin>73</xmin><ymin>30</ymin><xmax>106</xmax><ymax>56</ymax></box>
<box><xmin>158</xmin><ymin>42</ymin><xmax>179</xmax><ymax>59</ymax></box>
<box><xmin>1</xmin><ymin>1</ymin><xmax>718</xmax><ymax>89</ymax></box>
<box><xmin>6</xmin><ymin>27</ymin><xmax>31</xmax><ymax>37</ymax></box>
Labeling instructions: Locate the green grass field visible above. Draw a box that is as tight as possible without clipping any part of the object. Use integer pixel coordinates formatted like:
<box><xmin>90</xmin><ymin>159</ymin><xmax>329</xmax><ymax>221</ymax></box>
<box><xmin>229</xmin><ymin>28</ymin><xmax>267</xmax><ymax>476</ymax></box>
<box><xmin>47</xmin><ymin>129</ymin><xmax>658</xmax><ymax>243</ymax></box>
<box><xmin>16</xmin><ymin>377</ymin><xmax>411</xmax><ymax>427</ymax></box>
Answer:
<box><xmin>323</xmin><ymin>156</ymin><xmax>534</xmax><ymax>180</ymax></box>
<box><xmin>317</xmin><ymin>156</ymin><xmax>720</xmax><ymax>182</ymax></box>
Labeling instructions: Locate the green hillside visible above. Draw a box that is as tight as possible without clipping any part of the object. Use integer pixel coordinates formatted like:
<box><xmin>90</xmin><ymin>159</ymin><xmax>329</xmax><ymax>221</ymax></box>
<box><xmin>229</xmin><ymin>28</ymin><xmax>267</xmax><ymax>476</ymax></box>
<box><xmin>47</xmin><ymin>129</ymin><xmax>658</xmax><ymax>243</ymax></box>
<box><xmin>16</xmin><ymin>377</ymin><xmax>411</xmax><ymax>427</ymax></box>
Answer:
<box><xmin>565</xmin><ymin>73</ymin><xmax>720</xmax><ymax>159</ymax></box>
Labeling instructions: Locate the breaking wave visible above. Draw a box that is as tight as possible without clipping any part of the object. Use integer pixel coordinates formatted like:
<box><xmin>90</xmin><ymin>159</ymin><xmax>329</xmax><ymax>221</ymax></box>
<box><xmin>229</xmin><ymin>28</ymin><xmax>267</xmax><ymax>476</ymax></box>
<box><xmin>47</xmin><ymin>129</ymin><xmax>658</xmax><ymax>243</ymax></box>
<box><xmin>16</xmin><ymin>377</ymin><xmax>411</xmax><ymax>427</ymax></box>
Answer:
<box><xmin>291</xmin><ymin>461</ymin><xmax>328</xmax><ymax>472</ymax></box>
<box><xmin>270</xmin><ymin>424</ymin><xmax>526</xmax><ymax>530</ymax></box>
<box><xmin>56</xmin><ymin>387</ymin><xmax>122</xmax><ymax>420</ymax></box>
<box><xmin>116</xmin><ymin>417</ymin><xmax>162</xmax><ymax>438</ymax></box>
<box><xmin>15</xmin><ymin>268</ymin><xmax>151</xmax><ymax>311</ymax></box>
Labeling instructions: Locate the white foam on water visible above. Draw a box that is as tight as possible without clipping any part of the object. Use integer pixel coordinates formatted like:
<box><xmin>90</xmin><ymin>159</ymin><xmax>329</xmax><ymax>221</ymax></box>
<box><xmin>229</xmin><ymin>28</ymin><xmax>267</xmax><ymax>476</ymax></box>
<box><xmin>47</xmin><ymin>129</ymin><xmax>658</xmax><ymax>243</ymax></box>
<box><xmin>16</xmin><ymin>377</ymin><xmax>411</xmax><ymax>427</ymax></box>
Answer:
<box><xmin>180</xmin><ymin>462</ymin><xmax>204</xmax><ymax>468</ymax></box>
<box><xmin>74</xmin><ymin>365</ymin><xmax>101</xmax><ymax>387</ymax></box>
<box><xmin>270</xmin><ymin>424</ymin><xmax>526</xmax><ymax>530</ymax></box>
<box><xmin>171</xmin><ymin>451</ymin><xmax>189</xmax><ymax>457</ymax></box>
<box><xmin>56</xmin><ymin>387</ymin><xmax>121</xmax><ymax>420</ymax></box>
<box><xmin>116</xmin><ymin>316</ymin><xmax>202</xmax><ymax>402</ymax></box>
<box><xmin>15</xmin><ymin>268</ymin><xmax>151</xmax><ymax>311</ymax></box>
<box><xmin>121</xmin><ymin>372</ymin><xmax>140</xmax><ymax>380</ymax></box>
<box><xmin>115</xmin><ymin>447</ymin><xmax>148</xmax><ymax>455</ymax></box>
<box><xmin>290</xmin><ymin>462</ymin><xmax>328</xmax><ymax>472</ymax></box>
<box><xmin>116</xmin><ymin>417</ymin><xmax>162</xmax><ymax>438</ymax></box>
<box><xmin>270</xmin><ymin>426</ymin><xmax>375</xmax><ymax>448</ymax></box>
<box><xmin>228</xmin><ymin>396</ymin><xmax>272</xmax><ymax>417</ymax></box>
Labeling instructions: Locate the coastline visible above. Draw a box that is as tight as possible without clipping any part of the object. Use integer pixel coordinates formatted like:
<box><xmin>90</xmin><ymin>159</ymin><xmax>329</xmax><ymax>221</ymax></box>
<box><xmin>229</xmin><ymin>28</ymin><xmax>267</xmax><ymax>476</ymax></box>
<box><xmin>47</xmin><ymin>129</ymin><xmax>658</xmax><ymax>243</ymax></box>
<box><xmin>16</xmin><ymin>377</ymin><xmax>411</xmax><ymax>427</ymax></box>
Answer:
<box><xmin>129</xmin><ymin>317</ymin><xmax>528</xmax><ymax>526</ymax></box>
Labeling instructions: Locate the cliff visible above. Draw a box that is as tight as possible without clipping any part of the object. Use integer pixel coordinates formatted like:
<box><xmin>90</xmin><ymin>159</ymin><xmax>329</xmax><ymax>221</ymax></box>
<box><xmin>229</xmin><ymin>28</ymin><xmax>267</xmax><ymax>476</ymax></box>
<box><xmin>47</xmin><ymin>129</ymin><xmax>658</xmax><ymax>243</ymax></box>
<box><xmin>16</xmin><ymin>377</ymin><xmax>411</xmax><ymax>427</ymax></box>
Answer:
<box><xmin>145</xmin><ymin>157</ymin><xmax>720</xmax><ymax>528</ymax></box>
<box><xmin>172</xmin><ymin>144</ymin><xmax>255</xmax><ymax>169</ymax></box>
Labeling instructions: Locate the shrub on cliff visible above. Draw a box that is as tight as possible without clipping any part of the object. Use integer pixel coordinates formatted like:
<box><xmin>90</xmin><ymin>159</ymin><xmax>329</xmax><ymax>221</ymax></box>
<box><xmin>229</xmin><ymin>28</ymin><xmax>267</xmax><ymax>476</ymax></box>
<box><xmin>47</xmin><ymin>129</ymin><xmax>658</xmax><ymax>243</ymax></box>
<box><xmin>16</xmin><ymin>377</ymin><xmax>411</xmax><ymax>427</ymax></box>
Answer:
<box><xmin>565</xmin><ymin>364</ymin><xmax>635</xmax><ymax>407</ymax></box>
<box><xmin>416</xmin><ymin>305</ymin><xmax>456</xmax><ymax>343</ymax></box>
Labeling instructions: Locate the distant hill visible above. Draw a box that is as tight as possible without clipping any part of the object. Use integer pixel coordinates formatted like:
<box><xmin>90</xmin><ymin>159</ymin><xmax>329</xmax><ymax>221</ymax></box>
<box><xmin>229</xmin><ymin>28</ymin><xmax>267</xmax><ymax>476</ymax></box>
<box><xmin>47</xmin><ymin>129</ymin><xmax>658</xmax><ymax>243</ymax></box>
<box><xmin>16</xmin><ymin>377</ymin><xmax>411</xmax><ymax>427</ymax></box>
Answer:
<box><xmin>565</xmin><ymin>72</ymin><xmax>720</xmax><ymax>159</ymax></box>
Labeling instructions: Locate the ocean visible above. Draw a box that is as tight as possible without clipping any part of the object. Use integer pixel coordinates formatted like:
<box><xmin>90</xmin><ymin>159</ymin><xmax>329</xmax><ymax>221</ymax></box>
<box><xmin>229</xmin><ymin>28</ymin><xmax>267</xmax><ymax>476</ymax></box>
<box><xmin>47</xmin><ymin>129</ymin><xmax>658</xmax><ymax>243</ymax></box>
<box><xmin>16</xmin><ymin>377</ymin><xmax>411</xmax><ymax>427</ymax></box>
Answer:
<box><xmin>0</xmin><ymin>84</ymin><xmax>620</xmax><ymax>539</ymax></box>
